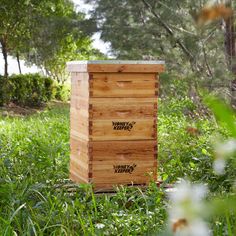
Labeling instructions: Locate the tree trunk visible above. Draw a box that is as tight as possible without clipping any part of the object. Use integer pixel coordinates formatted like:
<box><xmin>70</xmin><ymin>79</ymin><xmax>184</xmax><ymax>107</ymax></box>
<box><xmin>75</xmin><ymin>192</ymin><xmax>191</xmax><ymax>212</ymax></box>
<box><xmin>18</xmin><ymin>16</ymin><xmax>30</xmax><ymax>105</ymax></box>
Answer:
<box><xmin>224</xmin><ymin>1</ymin><xmax>236</xmax><ymax>107</ymax></box>
<box><xmin>16</xmin><ymin>52</ymin><xmax>22</xmax><ymax>74</ymax></box>
<box><xmin>225</xmin><ymin>18</ymin><xmax>235</xmax><ymax>69</ymax></box>
<box><xmin>0</xmin><ymin>37</ymin><xmax>8</xmax><ymax>78</ymax></box>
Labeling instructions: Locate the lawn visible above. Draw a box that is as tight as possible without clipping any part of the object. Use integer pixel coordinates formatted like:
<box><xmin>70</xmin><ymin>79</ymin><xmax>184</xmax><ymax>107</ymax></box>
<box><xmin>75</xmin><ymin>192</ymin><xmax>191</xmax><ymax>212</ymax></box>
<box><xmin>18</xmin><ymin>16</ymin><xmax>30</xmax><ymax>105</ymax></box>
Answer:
<box><xmin>0</xmin><ymin>99</ymin><xmax>233</xmax><ymax>235</ymax></box>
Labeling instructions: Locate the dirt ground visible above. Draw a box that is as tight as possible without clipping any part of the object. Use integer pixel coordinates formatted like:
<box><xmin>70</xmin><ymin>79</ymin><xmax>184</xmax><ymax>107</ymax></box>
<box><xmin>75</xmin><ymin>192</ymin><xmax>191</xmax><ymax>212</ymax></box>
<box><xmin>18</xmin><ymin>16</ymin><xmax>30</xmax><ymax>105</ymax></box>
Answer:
<box><xmin>0</xmin><ymin>101</ymin><xmax>69</xmax><ymax>117</ymax></box>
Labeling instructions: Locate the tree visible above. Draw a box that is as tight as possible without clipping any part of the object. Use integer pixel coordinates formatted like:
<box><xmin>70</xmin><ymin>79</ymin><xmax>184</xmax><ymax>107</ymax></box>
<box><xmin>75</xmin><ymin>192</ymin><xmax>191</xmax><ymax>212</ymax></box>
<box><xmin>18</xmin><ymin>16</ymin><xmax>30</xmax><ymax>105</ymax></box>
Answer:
<box><xmin>44</xmin><ymin>35</ymin><xmax>104</xmax><ymax>83</ymax></box>
<box><xmin>0</xmin><ymin>0</ymin><xmax>30</xmax><ymax>77</ymax></box>
<box><xmin>22</xmin><ymin>1</ymin><xmax>99</xmax><ymax>82</ymax></box>
<box><xmin>0</xmin><ymin>0</ymin><xmax>99</xmax><ymax>81</ymax></box>
<box><xmin>86</xmin><ymin>0</ymin><xmax>235</xmax><ymax>99</ymax></box>
<box><xmin>223</xmin><ymin>0</ymin><xmax>236</xmax><ymax>106</ymax></box>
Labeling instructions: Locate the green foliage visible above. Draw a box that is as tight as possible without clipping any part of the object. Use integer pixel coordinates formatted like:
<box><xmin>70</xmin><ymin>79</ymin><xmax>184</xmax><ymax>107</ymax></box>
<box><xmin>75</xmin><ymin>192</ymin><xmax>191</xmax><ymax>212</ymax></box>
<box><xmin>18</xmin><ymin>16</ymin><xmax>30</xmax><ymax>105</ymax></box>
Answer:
<box><xmin>205</xmin><ymin>96</ymin><xmax>236</xmax><ymax>138</ymax></box>
<box><xmin>0</xmin><ymin>104</ymin><xmax>166</xmax><ymax>235</ymax></box>
<box><xmin>20</xmin><ymin>0</ymin><xmax>100</xmax><ymax>83</ymax></box>
<box><xmin>0</xmin><ymin>75</ymin><xmax>12</xmax><ymax>106</ymax></box>
<box><xmin>0</xmin><ymin>74</ymin><xmax>54</xmax><ymax>107</ymax></box>
<box><xmin>0</xmin><ymin>0</ymin><xmax>100</xmax><ymax>81</ymax></box>
<box><xmin>87</xmin><ymin>0</ymin><xmax>234</xmax><ymax>98</ymax></box>
<box><xmin>205</xmin><ymin>97</ymin><xmax>236</xmax><ymax>235</ymax></box>
<box><xmin>9</xmin><ymin>73</ymin><xmax>54</xmax><ymax>107</ymax></box>
<box><xmin>54</xmin><ymin>83</ymin><xmax>70</xmax><ymax>102</ymax></box>
<box><xmin>44</xmin><ymin>35</ymin><xmax>105</xmax><ymax>83</ymax></box>
<box><xmin>158</xmin><ymin>96</ymin><xmax>236</xmax><ymax>192</ymax></box>
<box><xmin>0</xmin><ymin>97</ymin><xmax>235</xmax><ymax>235</ymax></box>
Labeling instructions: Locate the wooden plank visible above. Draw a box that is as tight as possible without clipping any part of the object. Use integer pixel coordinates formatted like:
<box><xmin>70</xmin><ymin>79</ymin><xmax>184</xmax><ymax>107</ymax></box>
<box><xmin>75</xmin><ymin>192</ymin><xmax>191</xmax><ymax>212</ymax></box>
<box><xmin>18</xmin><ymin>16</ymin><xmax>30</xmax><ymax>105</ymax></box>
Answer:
<box><xmin>90</xmin><ymin>140</ymin><xmax>156</xmax><ymax>161</ymax></box>
<box><xmin>90</xmin><ymin>119</ymin><xmax>156</xmax><ymax>141</ymax></box>
<box><xmin>91</xmin><ymin>160</ymin><xmax>157</xmax><ymax>186</ymax></box>
<box><xmin>70</xmin><ymin>154</ymin><xmax>89</xmax><ymax>170</ymax></box>
<box><xmin>70</xmin><ymin>153</ymin><xmax>89</xmax><ymax>166</ymax></box>
<box><xmin>70</xmin><ymin>107</ymin><xmax>89</xmax><ymax>119</ymax></box>
<box><xmin>71</xmin><ymin>72</ymin><xmax>89</xmax><ymax>83</ymax></box>
<box><xmin>70</xmin><ymin>171</ymin><xmax>89</xmax><ymax>184</ymax></box>
<box><xmin>70</xmin><ymin>96</ymin><xmax>89</xmax><ymax>110</ymax></box>
<box><xmin>67</xmin><ymin>64</ymin><xmax>88</xmax><ymax>73</ymax></box>
<box><xmin>89</xmin><ymin>97</ymin><xmax>157</xmax><ymax>104</ymax></box>
<box><xmin>87</xmin><ymin>64</ymin><xmax>164</xmax><ymax>73</ymax></box>
<box><xmin>70</xmin><ymin>158</ymin><xmax>89</xmax><ymax>177</ymax></box>
<box><xmin>70</xmin><ymin>73</ymin><xmax>89</xmax><ymax>98</ymax></box>
<box><xmin>92</xmin><ymin>183</ymin><xmax>148</xmax><ymax>191</ymax></box>
<box><xmin>70</xmin><ymin>138</ymin><xmax>89</xmax><ymax>156</ymax></box>
<box><xmin>70</xmin><ymin>118</ymin><xmax>88</xmax><ymax>134</ymax></box>
<box><xmin>70</xmin><ymin>112</ymin><xmax>89</xmax><ymax>125</ymax></box>
<box><xmin>91</xmin><ymin>102</ymin><xmax>157</xmax><ymax>120</ymax></box>
<box><xmin>67</xmin><ymin>61</ymin><xmax>165</xmax><ymax>73</ymax></box>
<box><xmin>92</xmin><ymin>177</ymin><xmax>152</xmax><ymax>185</ymax></box>
<box><xmin>92</xmin><ymin>160</ymin><xmax>155</xmax><ymax>169</ymax></box>
<box><xmin>70</xmin><ymin>129</ymin><xmax>89</xmax><ymax>141</ymax></box>
<box><xmin>91</xmin><ymin>73</ymin><xmax>156</xmax><ymax>98</ymax></box>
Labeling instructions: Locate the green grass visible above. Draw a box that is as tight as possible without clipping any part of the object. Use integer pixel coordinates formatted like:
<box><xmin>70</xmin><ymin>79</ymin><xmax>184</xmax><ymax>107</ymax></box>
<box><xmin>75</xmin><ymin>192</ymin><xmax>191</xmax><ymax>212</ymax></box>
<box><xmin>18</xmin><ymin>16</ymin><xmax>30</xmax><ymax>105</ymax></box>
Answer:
<box><xmin>0</xmin><ymin>103</ymin><xmax>166</xmax><ymax>235</ymax></box>
<box><xmin>0</xmin><ymin>100</ymin><xmax>234</xmax><ymax>235</ymax></box>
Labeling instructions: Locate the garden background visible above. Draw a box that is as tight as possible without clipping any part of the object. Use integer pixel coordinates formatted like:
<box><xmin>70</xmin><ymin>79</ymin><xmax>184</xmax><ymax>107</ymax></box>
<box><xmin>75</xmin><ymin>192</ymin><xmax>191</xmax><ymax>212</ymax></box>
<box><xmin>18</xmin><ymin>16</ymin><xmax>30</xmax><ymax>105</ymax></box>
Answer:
<box><xmin>0</xmin><ymin>0</ymin><xmax>236</xmax><ymax>235</ymax></box>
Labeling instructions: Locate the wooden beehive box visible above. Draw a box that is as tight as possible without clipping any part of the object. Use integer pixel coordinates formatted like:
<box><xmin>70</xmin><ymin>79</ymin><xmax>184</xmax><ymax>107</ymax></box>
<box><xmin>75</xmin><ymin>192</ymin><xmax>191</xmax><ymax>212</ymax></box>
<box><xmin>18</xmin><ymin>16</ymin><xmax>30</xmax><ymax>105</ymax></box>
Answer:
<box><xmin>67</xmin><ymin>60</ymin><xmax>165</xmax><ymax>191</ymax></box>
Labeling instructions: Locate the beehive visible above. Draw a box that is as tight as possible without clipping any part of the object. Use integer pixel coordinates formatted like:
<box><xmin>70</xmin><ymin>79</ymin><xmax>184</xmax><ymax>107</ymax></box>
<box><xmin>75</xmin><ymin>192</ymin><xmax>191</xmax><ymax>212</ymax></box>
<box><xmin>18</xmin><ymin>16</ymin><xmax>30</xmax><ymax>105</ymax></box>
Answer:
<box><xmin>67</xmin><ymin>60</ymin><xmax>165</xmax><ymax>191</ymax></box>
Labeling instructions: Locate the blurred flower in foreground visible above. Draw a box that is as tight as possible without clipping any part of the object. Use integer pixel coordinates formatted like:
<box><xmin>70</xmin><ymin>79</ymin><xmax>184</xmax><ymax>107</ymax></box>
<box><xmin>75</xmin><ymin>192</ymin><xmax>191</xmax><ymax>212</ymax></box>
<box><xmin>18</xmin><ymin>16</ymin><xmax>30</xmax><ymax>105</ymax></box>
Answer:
<box><xmin>196</xmin><ymin>2</ymin><xmax>233</xmax><ymax>26</ymax></box>
<box><xmin>168</xmin><ymin>180</ymin><xmax>210</xmax><ymax>236</ymax></box>
<box><xmin>95</xmin><ymin>223</ymin><xmax>105</xmax><ymax>229</ymax></box>
<box><xmin>214</xmin><ymin>139</ymin><xmax>236</xmax><ymax>175</ymax></box>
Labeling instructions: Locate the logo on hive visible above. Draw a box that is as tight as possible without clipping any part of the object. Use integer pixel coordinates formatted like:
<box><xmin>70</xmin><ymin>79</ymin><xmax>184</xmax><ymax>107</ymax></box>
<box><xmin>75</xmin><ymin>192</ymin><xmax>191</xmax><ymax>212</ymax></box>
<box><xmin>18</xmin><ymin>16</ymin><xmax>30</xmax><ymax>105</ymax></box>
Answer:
<box><xmin>112</xmin><ymin>121</ymin><xmax>136</xmax><ymax>131</ymax></box>
<box><xmin>113</xmin><ymin>164</ymin><xmax>137</xmax><ymax>174</ymax></box>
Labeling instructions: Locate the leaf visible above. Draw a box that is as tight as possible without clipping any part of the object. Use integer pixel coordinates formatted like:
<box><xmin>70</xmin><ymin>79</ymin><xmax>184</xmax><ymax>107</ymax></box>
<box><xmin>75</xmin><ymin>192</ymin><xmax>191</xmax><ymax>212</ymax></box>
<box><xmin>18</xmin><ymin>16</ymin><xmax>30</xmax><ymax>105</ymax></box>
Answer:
<box><xmin>202</xmin><ymin>148</ymin><xmax>208</xmax><ymax>155</ymax></box>
<box><xmin>208</xmin><ymin>195</ymin><xmax>236</xmax><ymax>216</ymax></box>
<box><xmin>204</xmin><ymin>96</ymin><xmax>236</xmax><ymax>138</ymax></box>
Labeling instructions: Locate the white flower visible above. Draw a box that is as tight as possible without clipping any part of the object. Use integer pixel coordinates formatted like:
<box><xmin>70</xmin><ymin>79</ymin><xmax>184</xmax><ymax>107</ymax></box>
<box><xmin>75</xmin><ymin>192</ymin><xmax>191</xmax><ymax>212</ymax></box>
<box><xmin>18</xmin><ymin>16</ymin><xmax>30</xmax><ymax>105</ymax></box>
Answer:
<box><xmin>213</xmin><ymin>158</ymin><xmax>226</xmax><ymax>175</ymax></box>
<box><xmin>168</xmin><ymin>180</ymin><xmax>210</xmax><ymax>236</ymax></box>
<box><xmin>172</xmin><ymin>219</ymin><xmax>210</xmax><ymax>236</ymax></box>
<box><xmin>95</xmin><ymin>223</ymin><xmax>105</xmax><ymax>229</ymax></box>
<box><xmin>215</xmin><ymin>139</ymin><xmax>236</xmax><ymax>158</ymax></box>
<box><xmin>213</xmin><ymin>139</ymin><xmax>236</xmax><ymax>175</ymax></box>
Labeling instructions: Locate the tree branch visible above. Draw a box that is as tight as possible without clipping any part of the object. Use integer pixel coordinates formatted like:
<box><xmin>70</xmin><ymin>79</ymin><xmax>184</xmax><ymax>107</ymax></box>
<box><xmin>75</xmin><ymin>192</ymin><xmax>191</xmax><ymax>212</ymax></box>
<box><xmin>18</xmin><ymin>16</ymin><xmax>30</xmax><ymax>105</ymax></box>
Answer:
<box><xmin>202</xmin><ymin>41</ymin><xmax>214</xmax><ymax>80</ymax></box>
<box><xmin>141</xmin><ymin>0</ymin><xmax>198</xmax><ymax>68</ymax></box>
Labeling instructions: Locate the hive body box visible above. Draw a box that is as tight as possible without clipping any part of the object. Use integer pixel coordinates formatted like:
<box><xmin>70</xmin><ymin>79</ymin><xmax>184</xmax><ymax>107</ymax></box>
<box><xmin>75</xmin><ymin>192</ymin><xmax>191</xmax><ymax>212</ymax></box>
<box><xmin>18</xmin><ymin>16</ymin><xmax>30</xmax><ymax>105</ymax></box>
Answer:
<box><xmin>67</xmin><ymin>60</ymin><xmax>165</xmax><ymax>191</ymax></box>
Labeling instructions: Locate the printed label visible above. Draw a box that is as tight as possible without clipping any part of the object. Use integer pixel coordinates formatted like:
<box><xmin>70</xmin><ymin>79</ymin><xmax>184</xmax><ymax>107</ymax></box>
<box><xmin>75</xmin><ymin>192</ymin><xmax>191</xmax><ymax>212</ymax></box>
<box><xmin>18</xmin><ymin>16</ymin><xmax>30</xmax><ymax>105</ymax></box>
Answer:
<box><xmin>113</xmin><ymin>164</ymin><xmax>137</xmax><ymax>174</ymax></box>
<box><xmin>112</xmin><ymin>121</ymin><xmax>136</xmax><ymax>131</ymax></box>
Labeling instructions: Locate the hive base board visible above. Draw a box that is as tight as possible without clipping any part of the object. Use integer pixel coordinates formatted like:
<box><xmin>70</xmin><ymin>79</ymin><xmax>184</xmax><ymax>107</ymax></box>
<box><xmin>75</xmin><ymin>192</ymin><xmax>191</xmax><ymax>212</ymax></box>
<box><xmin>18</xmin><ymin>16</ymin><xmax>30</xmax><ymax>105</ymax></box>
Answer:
<box><xmin>53</xmin><ymin>179</ymin><xmax>173</xmax><ymax>194</ymax></box>
<box><xmin>93</xmin><ymin>183</ymin><xmax>154</xmax><ymax>193</ymax></box>
<box><xmin>58</xmin><ymin>180</ymin><xmax>162</xmax><ymax>194</ymax></box>
<box><xmin>68</xmin><ymin>179</ymin><xmax>159</xmax><ymax>192</ymax></box>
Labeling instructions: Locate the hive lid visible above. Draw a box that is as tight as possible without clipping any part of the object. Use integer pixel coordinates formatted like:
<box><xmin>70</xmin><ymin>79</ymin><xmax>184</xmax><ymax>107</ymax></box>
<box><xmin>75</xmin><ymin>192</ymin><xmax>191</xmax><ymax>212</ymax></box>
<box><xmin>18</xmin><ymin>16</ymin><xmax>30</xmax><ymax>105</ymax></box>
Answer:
<box><xmin>67</xmin><ymin>60</ymin><xmax>165</xmax><ymax>73</ymax></box>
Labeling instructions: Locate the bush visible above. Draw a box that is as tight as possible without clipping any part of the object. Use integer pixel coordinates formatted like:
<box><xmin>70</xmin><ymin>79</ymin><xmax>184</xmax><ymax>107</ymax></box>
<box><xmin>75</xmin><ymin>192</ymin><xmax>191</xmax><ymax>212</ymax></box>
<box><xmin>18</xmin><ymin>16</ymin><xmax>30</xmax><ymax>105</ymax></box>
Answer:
<box><xmin>0</xmin><ymin>73</ymin><xmax>54</xmax><ymax>107</ymax></box>
<box><xmin>54</xmin><ymin>83</ymin><xmax>70</xmax><ymax>102</ymax></box>
<box><xmin>9</xmin><ymin>73</ymin><xmax>54</xmax><ymax>106</ymax></box>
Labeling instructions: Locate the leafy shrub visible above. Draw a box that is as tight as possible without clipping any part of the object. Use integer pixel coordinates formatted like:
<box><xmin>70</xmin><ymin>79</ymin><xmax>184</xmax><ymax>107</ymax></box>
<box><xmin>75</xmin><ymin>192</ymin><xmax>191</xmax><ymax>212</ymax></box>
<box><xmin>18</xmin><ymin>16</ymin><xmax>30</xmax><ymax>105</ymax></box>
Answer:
<box><xmin>54</xmin><ymin>83</ymin><xmax>70</xmax><ymax>102</ymax></box>
<box><xmin>159</xmin><ymin>72</ymin><xmax>190</xmax><ymax>99</ymax></box>
<box><xmin>0</xmin><ymin>75</ymin><xmax>12</xmax><ymax>106</ymax></box>
<box><xmin>9</xmin><ymin>73</ymin><xmax>54</xmax><ymax>106</ymax></box>
<box><xmin>0</xmin><ymin>73</ymin><xmax>54</xmax><ymax>107</ymax></box>
<box><xmin>158</xmin><ymin>96</ymin><xmax>236</xmax><ymax>193</ymax></box>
